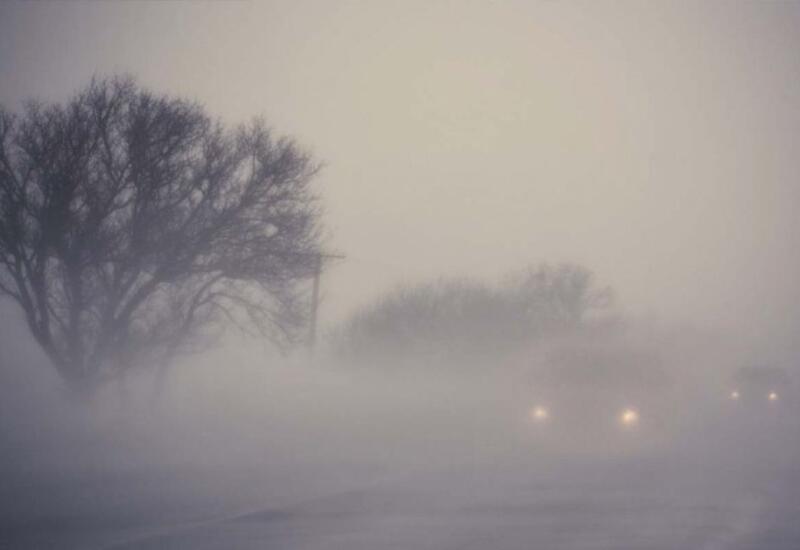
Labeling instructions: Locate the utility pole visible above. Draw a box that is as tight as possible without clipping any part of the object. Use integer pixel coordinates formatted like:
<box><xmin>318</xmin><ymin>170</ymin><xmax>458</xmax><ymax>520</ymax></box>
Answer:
<box><xmin>308</xmin><ymin>252</ymin><xmax>344</xmax><ymax>350</ymax></box>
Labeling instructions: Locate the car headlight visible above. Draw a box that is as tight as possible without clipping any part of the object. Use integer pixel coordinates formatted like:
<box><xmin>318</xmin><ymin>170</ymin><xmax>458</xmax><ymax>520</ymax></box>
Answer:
<box><xmin>768</xmin><ymin>391</ymin><xmax>779</xmax><ymax>402</ymax></box>
<box><xmin>730</xmin><ymin>390</ymin><xmax>740</xmax><ymax>400</ymax></box>
<box><xmin>619</xmin><ymin>407</ymin><xmax>640</xmax><ymax>428</ymax></box>
<box><xmin>529</xmin><ymin>405</ymin><xmax>550</xmax><ymax>422</ymax></box>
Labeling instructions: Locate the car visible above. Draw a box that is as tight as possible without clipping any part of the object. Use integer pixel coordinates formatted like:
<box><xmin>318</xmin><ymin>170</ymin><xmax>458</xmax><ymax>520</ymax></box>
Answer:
<box><xmin>704</xmin><ymin>364</ymin><xmax>800</xmax><ymax>454</ymax></box>
<box><xmin>727</xmin><ymin>365</ymin><xmax>791</xmax><ymax>406</ymax></box>
<box><xmin>519</xmin><ymin>340</ymin><xmax>681</xmax><ymax>454</ymax></box>
<box><xmin>723</xmin><ymin>364</ymin><xmax>795</xmax><ymax>430</ymax></box>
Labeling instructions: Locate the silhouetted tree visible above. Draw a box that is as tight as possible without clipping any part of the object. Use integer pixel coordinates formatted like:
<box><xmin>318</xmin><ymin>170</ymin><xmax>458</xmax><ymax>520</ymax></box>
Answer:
<box><xmin>333</xmin><ymin>263</ymin><xmax>614</xmax><ymax>366</ymax></box>
<box><xmin>507</xmin><ymin>263</ymin><xmax>614</xmax><ymax>331</ymax></box>
<box><xmin>334</xmin><ymin>279</ymin><xmax>508</xmax><ymax>363</ymax></box>
<box><xmin>0</xmin><ymin>77</ymin><xmax>323</xmax><ymax>391</ymax></box>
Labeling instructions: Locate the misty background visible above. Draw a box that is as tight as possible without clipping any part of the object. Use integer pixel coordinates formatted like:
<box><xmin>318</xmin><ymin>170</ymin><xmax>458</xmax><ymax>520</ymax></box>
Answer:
<box><xmin>2</xmin><ymin>1</ymin><xmax>800</xmax><ymax>549</ymax></box>
<box><xmin>2</xmin><ymin>1</ymin><xmax>800</xmax><ymax>351</ymax></box>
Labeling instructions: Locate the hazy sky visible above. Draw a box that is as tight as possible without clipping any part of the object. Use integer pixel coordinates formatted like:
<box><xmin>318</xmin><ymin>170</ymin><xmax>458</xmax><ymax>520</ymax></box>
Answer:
<box><xmin>2</xmin><ymin>0</ymin><xmax>800</xmax><ymax>347</ymax></box>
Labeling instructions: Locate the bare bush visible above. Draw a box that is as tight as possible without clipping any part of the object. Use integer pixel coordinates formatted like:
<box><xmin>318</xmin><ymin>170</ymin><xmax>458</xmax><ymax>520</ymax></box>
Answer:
<box><xmin>333</xmin><ymin>263</ymin><xmax>614</xmax><ymax>367</ymax></box>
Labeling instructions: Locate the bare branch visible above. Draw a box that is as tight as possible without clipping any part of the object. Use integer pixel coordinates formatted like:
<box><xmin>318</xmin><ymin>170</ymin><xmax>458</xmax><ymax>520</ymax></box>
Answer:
<box><xmin>0</xmin><ymin>76</ymin><xmax>324</xmax><ymax>389</ymax></box>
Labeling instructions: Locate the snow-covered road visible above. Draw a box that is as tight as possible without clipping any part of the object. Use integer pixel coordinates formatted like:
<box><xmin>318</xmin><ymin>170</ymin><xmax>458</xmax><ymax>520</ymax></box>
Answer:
<box><xmin>95</xmin><ymin>447</ymin><xmax>800</xmax><ymax>550</ymax></box>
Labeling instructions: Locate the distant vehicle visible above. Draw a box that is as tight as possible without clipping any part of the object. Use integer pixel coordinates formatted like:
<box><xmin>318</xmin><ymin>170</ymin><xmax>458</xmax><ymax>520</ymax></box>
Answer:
<box><xmin>710</xmin><ymin>364</ymin><xmax>800</xmax><ymax>447</ymax></box>
<box><xmin>727</xmin><ymin>365</ymin><xmax>792</xmax><ymax>406</ymax></box>
<box><xmin>520</xmin><ymin>341</ymin><xmax>680</xmax><ymax>453</ymax></box>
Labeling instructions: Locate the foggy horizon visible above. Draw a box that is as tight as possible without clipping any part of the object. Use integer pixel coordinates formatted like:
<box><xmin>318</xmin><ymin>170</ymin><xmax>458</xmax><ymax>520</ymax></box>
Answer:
<box><xmin>3</xmin><ymin>1</ymin><xmax>800</xmax><ymax>349</ymax></box>
<box><xmin>2</xmin><ymin>2</ymin><xmax>800</xmax><ymax>549</ymax></box>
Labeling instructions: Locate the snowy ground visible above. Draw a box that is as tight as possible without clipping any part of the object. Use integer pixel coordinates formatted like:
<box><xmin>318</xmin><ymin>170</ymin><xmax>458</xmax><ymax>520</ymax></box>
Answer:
<box><xmin>2</xmin><ymin>362</ymin><xmax>799</xmax><ymax>550</ymax></box>
<box><xmin>3</xmin><ymin>426</ymin><xmax>799</xmax><ymax>550</ymax></box>
<box><xmin>105</xmin><ymin>462</ymin><xmax>798</xmax><ymax>550</ymax></box>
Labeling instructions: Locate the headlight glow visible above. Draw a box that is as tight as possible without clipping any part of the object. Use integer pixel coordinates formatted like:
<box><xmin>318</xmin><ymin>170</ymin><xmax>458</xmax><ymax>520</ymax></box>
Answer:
<box><xmin>768</xmin><ymin>391</ymin><xmax>779</xmax><ymax>402</ymax></box>
<box><xmin>529</xmin><ymin>406</ymin><xmax>550</xmax><ymax>422</ymax></box>
<box><xmin>619</xmin><ymin>407</ymin><xmax>640</xmax><ymax>428</ymax></box>
<box><xmin>730</xmin><ymin>390</ymin><xmax>740</xmax><ymax>400</ymax></box>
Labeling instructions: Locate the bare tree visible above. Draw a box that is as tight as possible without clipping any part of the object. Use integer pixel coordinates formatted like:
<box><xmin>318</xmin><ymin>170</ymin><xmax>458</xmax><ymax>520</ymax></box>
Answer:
<box><xmin>0</xmin><ymin>77</ymin><xmax>323</xmax><ymax>392</ymax></box>
<box><xmin>333</xmin><ymin>263</ymin><xmax>615</xmax><ymax>367</ymax></box>
<box><xmin>510</xmin><ymin>263</ymin><xmax>614</xmax><ymax>330</ymax></box>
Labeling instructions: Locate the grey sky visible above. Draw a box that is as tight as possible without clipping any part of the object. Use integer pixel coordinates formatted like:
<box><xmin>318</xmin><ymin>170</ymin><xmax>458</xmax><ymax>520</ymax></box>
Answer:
<box><xmin>2</xmin><ymin>0</ymin><xmax>799</xmax><ymax>351</ymax></box>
